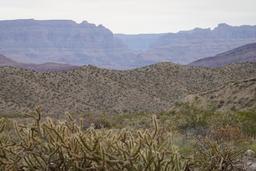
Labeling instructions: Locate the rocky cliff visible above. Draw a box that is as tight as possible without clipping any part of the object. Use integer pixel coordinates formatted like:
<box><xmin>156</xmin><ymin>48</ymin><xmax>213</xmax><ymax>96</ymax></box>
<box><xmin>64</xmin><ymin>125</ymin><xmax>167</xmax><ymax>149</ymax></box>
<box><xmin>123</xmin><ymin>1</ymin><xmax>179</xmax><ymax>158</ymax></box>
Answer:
<box><xmin>141</xmin><ymin>23</ymin><xmax>256</xmax><ymax>64</ymax></box>
<box><xmin>0</xmin><ymin>19</ymin><xmax>147</xmax><ymax>69</ymax></box>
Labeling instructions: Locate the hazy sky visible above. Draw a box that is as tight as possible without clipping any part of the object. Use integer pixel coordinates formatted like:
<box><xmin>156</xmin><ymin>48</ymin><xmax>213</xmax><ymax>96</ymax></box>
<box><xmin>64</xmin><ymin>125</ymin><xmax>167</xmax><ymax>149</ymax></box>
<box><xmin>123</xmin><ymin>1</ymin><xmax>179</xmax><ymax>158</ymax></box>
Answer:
<box><xmin>0</xmin><ymin>0</ymin><xmax>255</xmax><ymax>34</ymax></box>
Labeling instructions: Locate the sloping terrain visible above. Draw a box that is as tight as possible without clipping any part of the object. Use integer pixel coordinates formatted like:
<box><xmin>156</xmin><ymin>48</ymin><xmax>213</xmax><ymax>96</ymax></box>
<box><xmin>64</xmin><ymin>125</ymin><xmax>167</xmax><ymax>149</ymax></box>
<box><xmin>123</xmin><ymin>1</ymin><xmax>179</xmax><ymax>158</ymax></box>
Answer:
<box><xmin>142</xmin><ymin>23</ymin><xmax>256</xmax><ymax>64</ymax></box>
<box><xmin>183</xmin><ymin>77</ymin><xmax>256</xmax><ymax>111</ymax></box>
<box><xmin>189</xmin><ymin>43</ymin><xmax>256</xmax><ymax>67</ymax></box>
<box><xmin>0</xmin><ymin>54</ymin><xmax>18</xmax><ymax>66</ymax></box>
<box><xmin>1</xmin><ymin>62</ymin><xmax>256</xmax><ymax>116</ymax></box>
<box><xmin>0</xmin><ymin>54</ymin><xmax>77</xmax><ymax>72</ymax></box>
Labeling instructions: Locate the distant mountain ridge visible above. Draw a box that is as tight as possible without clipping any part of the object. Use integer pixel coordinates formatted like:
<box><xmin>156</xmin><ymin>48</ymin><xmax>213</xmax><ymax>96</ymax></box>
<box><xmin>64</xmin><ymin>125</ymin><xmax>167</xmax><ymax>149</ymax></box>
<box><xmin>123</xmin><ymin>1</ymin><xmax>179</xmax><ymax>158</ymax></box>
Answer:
<box><xmin>0</xmin><ymin>54</ymin><xmax>77</xmax><ymax>72</ymax></box>
<box><xmin>0</xmin><ymin>54</ymin><xmax>17</xmax><ymax>66</ymax></box>
<box><xmin>1</xmin><ymin>20</ymin><xmax>256</xmax><ymax>68</ymax></box>
<box><xmin>0</xmin><ymin>19</ymin><xmax>149</xmax><ymax>69</ymax></box>
<box><xmin>1</xmin><ymin>62</ymin><xmax>256</xmax><ymax>116</ymax></box>
<box><xmin>189</xmin><ymin>43</ymin><xmax>256</xmax><ymax>67</ymax></box>
<box><xmin>138</xmin><ymin>23</ymin><xmax>256</xmax><ymax>64</ymax></box>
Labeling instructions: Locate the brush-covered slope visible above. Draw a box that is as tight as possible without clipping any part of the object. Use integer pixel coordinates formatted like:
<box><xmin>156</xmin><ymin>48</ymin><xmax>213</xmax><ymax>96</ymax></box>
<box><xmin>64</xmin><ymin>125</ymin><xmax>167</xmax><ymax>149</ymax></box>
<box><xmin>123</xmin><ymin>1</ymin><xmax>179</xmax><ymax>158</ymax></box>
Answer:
<box><xmin>1</xmin><ymin>62</ymin><xmax>256</xmax><ymax>116</ymax></box>
<box><xmin>190</xmin><ymin>43</ymin><xmax>256</xmax><ymax>67</ymax></box>
<box><xmin>183</xmin><ymin>77</ymin><xmax>256</xmax><ymax>111</ymax></box>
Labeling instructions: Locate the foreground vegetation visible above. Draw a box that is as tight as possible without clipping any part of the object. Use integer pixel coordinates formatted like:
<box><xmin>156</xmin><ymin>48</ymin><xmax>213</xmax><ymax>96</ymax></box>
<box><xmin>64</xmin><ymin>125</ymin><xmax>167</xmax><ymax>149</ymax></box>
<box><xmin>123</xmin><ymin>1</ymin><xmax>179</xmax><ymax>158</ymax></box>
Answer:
<box><xmin>0</xmin><ymin>105</ymin><xmax>256</xmax><ymax>170</ymax></box>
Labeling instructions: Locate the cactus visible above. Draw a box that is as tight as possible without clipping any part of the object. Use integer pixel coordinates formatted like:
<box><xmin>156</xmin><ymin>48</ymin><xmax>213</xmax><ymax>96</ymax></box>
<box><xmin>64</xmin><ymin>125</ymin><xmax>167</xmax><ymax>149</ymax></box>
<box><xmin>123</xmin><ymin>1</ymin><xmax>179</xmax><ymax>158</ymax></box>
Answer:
<box><xmin>0</xmin><ymin>112</ymin><xmax>188</xmax><ymax>171</ymax></box>
<box><xmin>1</xmin><ymin>108</ymin><xmax>250</xmax><ymax>171</ymax></box>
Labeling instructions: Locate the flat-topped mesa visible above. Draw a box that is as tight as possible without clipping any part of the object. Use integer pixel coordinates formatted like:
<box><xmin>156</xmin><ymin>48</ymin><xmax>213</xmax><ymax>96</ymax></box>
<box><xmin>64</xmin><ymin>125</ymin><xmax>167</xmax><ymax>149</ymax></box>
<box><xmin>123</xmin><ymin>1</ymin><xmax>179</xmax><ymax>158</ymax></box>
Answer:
<box><xmin>0</xmin><ymin>19</ymin><xmax>78</xmax><ymax>27</ymax></box>
<box><xmin>0</xmin><ymin>19</ymin><xmax>114</xmax><ymax>48</ymax></box>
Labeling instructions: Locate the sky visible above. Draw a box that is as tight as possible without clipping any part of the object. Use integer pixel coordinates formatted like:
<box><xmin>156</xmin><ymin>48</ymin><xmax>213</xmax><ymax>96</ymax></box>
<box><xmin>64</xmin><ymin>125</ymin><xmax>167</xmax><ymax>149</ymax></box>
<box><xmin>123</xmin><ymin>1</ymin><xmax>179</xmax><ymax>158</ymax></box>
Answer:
<box><xmin>0</xmin><ymin>0</ymin><xmax>255</xmax><ymax>34</ymax></box>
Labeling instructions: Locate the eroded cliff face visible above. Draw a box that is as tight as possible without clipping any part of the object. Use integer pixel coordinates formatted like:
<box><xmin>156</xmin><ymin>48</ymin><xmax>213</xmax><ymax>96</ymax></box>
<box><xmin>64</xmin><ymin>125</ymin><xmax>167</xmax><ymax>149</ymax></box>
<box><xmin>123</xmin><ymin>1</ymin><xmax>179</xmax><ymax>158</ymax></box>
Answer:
<box><xmin>142</xmin><ymin>23</ymin><xmax>256</xmax><ymax>64</ymax></box>
<box><xmin>0</xmin><ymin>19</ymin><xmax>145</xmax><ymax>69</ymax></box>
<box><xmin>1</xmin><ymin>20</ymin><xmax>256</xmax><ymax>69</ymax></box>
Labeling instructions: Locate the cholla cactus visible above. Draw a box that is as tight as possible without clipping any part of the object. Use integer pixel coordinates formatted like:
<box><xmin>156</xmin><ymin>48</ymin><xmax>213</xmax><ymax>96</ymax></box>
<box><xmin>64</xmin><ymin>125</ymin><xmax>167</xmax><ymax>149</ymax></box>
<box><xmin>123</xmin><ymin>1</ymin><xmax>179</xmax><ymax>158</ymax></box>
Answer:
<box><xmin>193</xmin><ymin>138</ymin><xmax>242</xmax><ymax>171</ymax></box>
<box><xmin>0</xmin><ymin>111</ymin><xmax>188</xmax><ymax>171</ymax></box>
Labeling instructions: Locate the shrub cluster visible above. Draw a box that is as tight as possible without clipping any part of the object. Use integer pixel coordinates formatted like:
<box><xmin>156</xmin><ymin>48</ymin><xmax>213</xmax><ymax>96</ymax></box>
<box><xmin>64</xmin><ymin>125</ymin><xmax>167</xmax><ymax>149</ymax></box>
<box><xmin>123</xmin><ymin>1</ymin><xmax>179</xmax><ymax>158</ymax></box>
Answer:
<box><xmin>0</xmin><ymin>110</ymin><xmax>187</xmax><ymax>171</ymax></box>
<box><xmin>1</xmin><ymin>106</ymin><xmax>256</xmax><ymax>170</ymax></box>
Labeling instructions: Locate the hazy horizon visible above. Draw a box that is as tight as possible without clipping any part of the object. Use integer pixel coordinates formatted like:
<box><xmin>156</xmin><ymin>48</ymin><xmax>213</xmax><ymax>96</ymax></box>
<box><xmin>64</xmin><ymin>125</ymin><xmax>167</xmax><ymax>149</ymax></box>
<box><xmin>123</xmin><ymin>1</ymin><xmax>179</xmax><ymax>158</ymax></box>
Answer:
<box><xmin>0</xmin><ymin>0</ymin><xmax>256</xmax><ymax>34</ymax></box>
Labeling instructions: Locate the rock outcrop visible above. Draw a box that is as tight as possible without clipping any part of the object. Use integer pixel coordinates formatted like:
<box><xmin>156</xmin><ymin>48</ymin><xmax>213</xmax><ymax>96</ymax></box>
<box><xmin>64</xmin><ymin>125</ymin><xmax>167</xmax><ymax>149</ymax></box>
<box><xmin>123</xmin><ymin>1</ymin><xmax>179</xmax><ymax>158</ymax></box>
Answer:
<box><xmin>243</xmin><ymin>150</ymin><xmax>256</xmax><ymax>171</ymax></box>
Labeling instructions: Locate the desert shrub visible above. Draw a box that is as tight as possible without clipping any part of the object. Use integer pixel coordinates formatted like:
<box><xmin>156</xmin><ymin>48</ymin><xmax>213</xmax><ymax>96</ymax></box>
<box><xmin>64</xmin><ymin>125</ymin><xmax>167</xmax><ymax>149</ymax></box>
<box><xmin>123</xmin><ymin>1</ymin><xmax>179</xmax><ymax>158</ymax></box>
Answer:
<box><xmin>171</xmin><ymin>104</ymin><xmax>212</xmax><ymax>136</ymax></box>
<box><xmin>249</xmin><ymin>143</ymin><xmax>256</xmax><ymax>153</ymax></box>
<box><xmin>81</xmin><ymin>113</ymin><xmax>112</xmax><ymax>129</ymax></box>
<box><xmin>209</xmin><ymin>112</ymin><xmax>238</xmax><ymax>127</ymax></box>
<box><xmin>1</xmin><ymin>107</ymin><xmax>255</xmax><ymax>170</ymax></box>
<box><xmin>209</xmin><ymin>125</ymin><xmax>243</xmax><ymax>142</ymax></box>
<box><xmin>235</xmin><ymin>110</ymin><xmax>256</xmax><ymax>137</ymax></box>
<box><xmin>109</xmin><ymin>112</ymin><xmax>153</xmax><ymax>129</ymax></box>
<box><xmin>192</xmin><ymin>138</ymin><xmax>242</xmax><ymax>171</ymax></box>
<box><xmin>0</xmin><ymin>111</ymin><xmax>188</xmax><ymax>171</ymax></box>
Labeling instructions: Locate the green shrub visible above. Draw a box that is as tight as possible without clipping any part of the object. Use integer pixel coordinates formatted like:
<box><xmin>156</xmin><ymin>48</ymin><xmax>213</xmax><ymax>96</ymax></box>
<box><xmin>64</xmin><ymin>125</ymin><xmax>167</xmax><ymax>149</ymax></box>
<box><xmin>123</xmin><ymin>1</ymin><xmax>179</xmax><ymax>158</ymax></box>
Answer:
<box><xmin>170</xmin><ymin>104</ymin><xmax>212</xmax><ymax>136</ymax></box>
<box><xmin>236</xmin><ymin>110</ymin><xmax>256</xmax><ymax>137</ymax></box>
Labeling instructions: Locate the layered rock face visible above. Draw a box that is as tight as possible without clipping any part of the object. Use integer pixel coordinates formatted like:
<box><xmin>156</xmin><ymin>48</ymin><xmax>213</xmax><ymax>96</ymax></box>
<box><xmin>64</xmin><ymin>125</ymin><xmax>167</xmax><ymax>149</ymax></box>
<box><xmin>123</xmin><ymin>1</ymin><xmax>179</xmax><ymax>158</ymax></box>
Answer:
<box><xmin>0</xmin><ymin>19</ymin><xmax>145</xmax><ymax>69</ymax></box>
<box><xmin>141</xmin><ymin>23</ymin><xmax>256</xmax><ymax>64</ymax></box>
<box><xmin>1</xmin><ymin>20</ymin><xmax>256</xmax><ymax>68</ymax></box>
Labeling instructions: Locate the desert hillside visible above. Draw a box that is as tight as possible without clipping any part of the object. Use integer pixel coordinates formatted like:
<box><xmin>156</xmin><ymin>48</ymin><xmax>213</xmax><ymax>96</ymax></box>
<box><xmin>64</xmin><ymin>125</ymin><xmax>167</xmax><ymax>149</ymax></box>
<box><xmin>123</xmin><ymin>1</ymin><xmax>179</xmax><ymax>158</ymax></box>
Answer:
<box><xmin>183</xmin><ymin>77</ymin><xmax>256</xmax><ymax>111</ymax></box>
<box><xmin>1</xmin><ymin>62</ymin><xmax>256</xmax><ymax>116</ymax></box>
<box><xmin>190</xmin><ymin>43</ymin><xmax>256</xmax><ymax>67</ymax></box>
